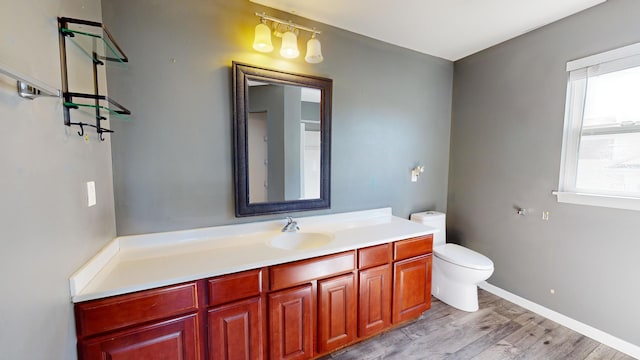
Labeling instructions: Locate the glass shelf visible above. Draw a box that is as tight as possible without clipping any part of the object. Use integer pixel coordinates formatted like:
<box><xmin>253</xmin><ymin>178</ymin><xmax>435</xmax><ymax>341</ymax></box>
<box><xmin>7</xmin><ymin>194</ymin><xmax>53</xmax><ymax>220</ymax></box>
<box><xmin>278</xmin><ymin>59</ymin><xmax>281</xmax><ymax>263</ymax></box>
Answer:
<box><xmin>59</xmin><ymin>18</ymin><xmax>128</xmax><ymax>64</ymax></box>
<box><xmin>63</xmin><ymin>93</ymin><xmax>131</xmax><ymax>122</ymax></box>
<box><xmin>64</xmin><ymin>102</ymin><xmax>130</xmax><ymax>121</ymax></box>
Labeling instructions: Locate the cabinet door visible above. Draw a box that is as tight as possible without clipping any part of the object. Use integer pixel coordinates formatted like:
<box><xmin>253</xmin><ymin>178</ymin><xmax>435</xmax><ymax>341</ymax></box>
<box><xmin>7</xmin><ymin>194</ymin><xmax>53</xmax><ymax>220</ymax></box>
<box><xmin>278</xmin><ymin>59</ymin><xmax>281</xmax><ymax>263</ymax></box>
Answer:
<box><xmin>392</xmin><ymin>254</ymin><xmax>432</xmax><ymax>324</ymax></box>
<box><xmin>318</xmin><ymin>273</ymin><xmax>356</xmax><ymax>353</ymax></box>
<box><xmin>79</xmin><ymin>314</ymin><xmax>199</xmax><ymax>360</ymax></box>
<box><xmin>358</xmin><ymin>264</ymin><xmax>391</xmax><ymax>337</ymax></box>
<box><xmin>208</xmin><ymin>297</ymin><xmax>263</xmax><ymax>360</ymax></box>
<box><xmin>268</xmin><ymin>285</ymin><xmax>313</xmax><ymax>360</ymax></box>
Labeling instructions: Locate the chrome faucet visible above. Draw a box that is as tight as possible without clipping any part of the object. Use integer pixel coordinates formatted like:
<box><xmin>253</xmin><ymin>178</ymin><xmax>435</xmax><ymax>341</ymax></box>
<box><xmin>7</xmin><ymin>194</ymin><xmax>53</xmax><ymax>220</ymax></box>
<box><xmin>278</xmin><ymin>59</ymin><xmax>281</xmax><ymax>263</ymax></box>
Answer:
<box><xmin>282</xmin><ymin>217</ymin><xmax>300</xmax><ymax>232</ymax></box>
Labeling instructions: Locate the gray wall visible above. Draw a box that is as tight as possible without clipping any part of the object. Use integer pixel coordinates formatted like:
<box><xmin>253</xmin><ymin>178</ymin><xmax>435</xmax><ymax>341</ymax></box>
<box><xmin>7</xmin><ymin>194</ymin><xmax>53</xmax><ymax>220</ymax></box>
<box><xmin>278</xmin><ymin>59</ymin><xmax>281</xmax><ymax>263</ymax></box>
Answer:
<box><xmin>0</xmin><ymin>1</ymin><xmax>117</xmax><ymax>359</ymax></box>
<box><xmin>103</xmin><ymin>0</ymin><xmax>453</xmax><ymax>235</ymax></box>
<box><xmin>449</xmin><ymin>0</ymin><xmax>640</xmax><ymax>347</ymax></box>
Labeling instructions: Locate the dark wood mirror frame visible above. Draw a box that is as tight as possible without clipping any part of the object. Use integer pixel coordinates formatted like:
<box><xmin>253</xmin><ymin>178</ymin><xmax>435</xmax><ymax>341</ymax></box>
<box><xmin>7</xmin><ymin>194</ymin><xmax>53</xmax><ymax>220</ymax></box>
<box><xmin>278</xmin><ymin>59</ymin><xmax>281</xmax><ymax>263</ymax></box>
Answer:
<box><xmin>232</xmin><ymin>62</ymin><xmax>332</xmax><ymax>217</ymax></box>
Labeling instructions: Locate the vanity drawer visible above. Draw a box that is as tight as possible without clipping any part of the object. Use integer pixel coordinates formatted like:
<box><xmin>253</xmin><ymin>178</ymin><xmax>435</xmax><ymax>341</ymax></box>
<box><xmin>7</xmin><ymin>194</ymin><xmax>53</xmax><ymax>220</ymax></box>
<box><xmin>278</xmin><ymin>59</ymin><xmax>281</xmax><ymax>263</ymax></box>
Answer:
<box><xmin>358</xmin><ymin>243</ymin><xmax>391</xmax><ymax>269</ymax></box>
<box><xmin>393</xmin><ymin>235</ymin><xmax>433</xmax><ymax>261</ymax></box>
<box><xmin>270</xmin><ymin>251</ymin><xmax>356</xmax><ymax>291</ymax></box>
<box><xmin>75</xmin><ymin>281</ymin><xmax>199</xmax><ymax>338</ymax></box>
<box><xmin>208</xmin><ymin>269</ymin><xmax>262</xmax><ymax>307</ymax></box>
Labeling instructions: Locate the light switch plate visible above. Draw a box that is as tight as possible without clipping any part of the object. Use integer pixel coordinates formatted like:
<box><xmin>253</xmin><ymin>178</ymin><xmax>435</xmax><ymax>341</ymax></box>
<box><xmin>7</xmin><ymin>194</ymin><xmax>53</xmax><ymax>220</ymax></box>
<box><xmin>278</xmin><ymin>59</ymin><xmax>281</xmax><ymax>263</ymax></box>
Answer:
<box><xmin>87</xmin><ymin>181</ymin><xmax>96</xmax><ymax>207</ymax></box>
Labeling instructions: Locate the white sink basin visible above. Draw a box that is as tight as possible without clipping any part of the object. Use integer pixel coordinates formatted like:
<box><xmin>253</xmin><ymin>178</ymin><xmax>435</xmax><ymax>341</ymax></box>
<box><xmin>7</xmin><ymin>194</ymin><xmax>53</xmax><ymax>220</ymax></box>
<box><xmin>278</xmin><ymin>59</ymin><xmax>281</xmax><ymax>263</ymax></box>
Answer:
<box><xmin>268</xmin><ymin>232</ymin><xmax>334</xmax><ymax>250</ymax></box>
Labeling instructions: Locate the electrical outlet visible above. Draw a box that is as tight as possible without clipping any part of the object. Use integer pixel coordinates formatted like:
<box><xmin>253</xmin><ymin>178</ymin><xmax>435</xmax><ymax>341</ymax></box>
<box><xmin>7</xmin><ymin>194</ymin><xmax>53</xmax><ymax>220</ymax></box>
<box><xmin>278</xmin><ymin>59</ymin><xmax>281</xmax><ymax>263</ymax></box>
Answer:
<box><xmin>87</xmin><ymin>181</ymin><xmax>96</xmax><ymax>207</ymax></box>
<box><xmin>542</xmin><ymin>211</ymin><xmax>550</xmax><ymax>221</ymax></box>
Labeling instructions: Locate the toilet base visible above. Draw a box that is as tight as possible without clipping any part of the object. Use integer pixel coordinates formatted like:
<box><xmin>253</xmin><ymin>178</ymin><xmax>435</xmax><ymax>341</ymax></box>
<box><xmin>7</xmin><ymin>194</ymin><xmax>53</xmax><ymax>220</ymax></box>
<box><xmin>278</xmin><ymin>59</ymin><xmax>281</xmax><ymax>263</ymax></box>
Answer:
<box><xmin>431</xmin><ymin>257</ymin><xmax>493</xmax><ymax>312</ymax></box>
<box><xmin>432</xmin><ymin>280</ymin><xmax>480</xmax><ymax>312</ymax></box>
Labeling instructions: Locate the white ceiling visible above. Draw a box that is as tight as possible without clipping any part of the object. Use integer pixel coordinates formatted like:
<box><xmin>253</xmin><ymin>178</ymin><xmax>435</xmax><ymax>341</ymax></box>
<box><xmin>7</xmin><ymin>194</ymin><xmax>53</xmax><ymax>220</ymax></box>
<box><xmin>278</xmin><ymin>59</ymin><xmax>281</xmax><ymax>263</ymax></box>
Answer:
<box><xmin>250</xmin><ymin>0</ymin><xmax>606</xmax><ymax>61</ymax></box>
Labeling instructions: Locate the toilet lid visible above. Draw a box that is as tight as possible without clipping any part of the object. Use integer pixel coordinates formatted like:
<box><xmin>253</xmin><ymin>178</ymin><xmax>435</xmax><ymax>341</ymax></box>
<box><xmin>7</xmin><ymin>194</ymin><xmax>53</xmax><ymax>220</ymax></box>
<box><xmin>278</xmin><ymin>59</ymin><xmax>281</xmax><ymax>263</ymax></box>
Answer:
<box><xmin>434</xmin><ymin>244</ymin><xmax>494</xmax><ymax>270</ymax></box>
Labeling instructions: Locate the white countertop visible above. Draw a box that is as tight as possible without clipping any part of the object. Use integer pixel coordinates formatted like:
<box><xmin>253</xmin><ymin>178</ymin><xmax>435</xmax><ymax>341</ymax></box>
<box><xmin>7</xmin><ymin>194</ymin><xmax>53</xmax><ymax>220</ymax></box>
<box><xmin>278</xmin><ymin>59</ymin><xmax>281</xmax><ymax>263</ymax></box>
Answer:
<box><xmin>70</xmin><ymin>208</ymin><xmax>436</xmax><ymax>303</ymax></box>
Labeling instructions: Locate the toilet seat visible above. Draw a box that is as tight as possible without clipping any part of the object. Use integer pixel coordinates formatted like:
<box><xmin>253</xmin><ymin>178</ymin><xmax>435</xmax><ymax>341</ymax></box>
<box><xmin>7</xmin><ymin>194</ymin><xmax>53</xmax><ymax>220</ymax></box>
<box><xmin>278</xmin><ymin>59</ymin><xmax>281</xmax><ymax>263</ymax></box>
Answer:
<box><xmin>434</xmin><ymin>244</ymin><xmax>493</xmax><ymax>270</ymax></box>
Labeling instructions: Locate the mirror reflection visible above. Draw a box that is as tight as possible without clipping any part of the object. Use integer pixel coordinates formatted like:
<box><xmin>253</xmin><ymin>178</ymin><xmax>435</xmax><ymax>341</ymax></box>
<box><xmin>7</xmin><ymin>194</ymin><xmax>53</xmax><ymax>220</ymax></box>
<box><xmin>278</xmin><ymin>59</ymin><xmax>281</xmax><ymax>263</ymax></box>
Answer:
<box><xmin>247</xmin><ymin>81</ymin><xmax>321</xmax><ymax>203</ymax></box>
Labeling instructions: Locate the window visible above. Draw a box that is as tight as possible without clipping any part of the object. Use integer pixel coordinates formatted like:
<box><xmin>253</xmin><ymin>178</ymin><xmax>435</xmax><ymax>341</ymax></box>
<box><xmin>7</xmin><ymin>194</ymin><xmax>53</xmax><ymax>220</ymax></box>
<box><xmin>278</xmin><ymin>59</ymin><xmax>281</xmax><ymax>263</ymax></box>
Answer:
<box><xmin>557</xmin><ymin>42</ymin><xmax>640</xmax><ymax>211</ymax></box>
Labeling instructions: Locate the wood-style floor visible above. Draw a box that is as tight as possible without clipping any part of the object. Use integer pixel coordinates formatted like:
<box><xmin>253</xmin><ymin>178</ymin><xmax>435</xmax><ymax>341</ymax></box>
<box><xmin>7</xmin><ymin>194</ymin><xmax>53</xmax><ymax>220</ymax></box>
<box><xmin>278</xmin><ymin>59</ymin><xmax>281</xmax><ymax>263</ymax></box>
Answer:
<box><xmin>321</xmin><ymin>289</ymin><xmax>635</xmax><ymax>360</ymax></box>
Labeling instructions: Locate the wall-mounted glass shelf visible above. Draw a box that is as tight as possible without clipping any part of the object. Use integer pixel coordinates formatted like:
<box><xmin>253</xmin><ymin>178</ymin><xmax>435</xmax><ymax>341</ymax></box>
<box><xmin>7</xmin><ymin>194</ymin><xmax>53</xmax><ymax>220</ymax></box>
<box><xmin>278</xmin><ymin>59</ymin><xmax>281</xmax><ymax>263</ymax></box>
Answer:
<box><xmin>64</xmin><ymin>93</ymin><xmax>131</xmax><ymax>121</ymax></box>
<box><xmin>59</xmin><ymin>18</ymin><xmax>128</xmax><ymax>64</ymax></box>
<box><xmin>64</xmin><ymin>102</ymin><xmax>130</xmax><ymax>121</ymax></box>
<box><xmin>58</xmin><ymin>17</ymin><xmax>131</xmax><ymax>141</ymax></box>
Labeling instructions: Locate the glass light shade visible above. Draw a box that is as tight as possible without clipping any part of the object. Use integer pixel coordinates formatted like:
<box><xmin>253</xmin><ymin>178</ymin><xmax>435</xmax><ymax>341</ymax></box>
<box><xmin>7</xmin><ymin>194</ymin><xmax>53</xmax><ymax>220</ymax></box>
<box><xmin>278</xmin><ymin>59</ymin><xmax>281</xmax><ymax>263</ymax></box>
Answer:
<box><xmin>280</xmin><ymin>31</ymin><xmax>299</xmax><ymax>59</ymax></box>
<box><xmin>305</xmin><ymin>37</ymin><xmax>323</xmax><ymax>64</ymax></box>
<box><xmin>253</xmin><ymin>22</ymin><xmax>273</xmax><ymax>53</ymax></box>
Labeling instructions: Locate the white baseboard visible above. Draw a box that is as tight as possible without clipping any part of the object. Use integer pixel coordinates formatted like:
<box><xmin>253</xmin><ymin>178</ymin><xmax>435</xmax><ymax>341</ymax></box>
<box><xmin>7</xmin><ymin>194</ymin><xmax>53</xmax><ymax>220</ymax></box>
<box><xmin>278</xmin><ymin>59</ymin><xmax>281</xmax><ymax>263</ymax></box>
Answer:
<box><xmin>479</xmin><ymin>282</ymin><xmax>640</xmax><ymax>359</ymax></box>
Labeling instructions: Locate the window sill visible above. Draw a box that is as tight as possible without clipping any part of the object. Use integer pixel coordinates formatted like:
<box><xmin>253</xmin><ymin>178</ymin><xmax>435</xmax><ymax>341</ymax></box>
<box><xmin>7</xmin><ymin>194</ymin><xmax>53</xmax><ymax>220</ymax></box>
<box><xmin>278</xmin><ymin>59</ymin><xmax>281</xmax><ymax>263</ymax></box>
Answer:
<box><xmin>553</xmin><ymin>191</ymin><xmax>640</xmax><ymax>211</ymax></box>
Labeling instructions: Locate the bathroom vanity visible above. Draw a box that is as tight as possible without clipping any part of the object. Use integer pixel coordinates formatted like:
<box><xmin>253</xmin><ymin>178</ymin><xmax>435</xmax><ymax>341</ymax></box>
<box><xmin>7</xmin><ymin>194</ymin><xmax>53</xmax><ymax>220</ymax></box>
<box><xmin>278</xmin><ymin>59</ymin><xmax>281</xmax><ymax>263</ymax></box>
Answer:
<box><xmin>70</xmin><ymin>208</ymin><xmax>435</xmax><ymax>359</ymax></box>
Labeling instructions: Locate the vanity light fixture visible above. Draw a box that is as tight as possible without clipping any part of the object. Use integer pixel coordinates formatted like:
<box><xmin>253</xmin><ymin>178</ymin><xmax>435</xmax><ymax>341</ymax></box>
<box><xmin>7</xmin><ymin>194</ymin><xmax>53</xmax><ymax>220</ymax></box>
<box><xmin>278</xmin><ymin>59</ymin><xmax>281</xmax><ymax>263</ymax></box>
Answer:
<box><xmin>253</xmin><ymin>12</ymin><xmax>323</xmax><ymax>63</ymax></box>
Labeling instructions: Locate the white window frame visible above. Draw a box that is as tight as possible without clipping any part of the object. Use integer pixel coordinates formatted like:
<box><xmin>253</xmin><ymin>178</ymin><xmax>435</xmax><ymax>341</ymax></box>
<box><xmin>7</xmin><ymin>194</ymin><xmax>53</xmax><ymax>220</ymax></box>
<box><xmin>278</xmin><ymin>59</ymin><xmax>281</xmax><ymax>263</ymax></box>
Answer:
<box><xmin>556</xmin><ymin>42</ymin><xmax>640</xmax><ymax>211</ymax></box>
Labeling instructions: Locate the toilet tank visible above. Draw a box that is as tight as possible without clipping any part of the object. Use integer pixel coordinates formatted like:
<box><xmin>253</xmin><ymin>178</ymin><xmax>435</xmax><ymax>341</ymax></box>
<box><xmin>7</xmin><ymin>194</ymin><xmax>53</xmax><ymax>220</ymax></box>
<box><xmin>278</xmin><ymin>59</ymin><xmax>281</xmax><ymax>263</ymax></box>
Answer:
<box><xmin>410</xmin><ymin>211</ymin><xmax>446</xmax><ymax>246</ymax></box>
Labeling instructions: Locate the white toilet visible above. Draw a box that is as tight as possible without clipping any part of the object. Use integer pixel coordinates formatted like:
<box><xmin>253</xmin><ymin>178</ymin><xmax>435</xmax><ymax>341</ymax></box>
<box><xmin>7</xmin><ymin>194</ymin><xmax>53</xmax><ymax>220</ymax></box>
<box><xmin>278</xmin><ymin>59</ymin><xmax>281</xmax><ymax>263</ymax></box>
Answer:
<box><xmin>410</xmin><ymin>211</ymin><xmax>494</xmax><ymax>312</ymax></box>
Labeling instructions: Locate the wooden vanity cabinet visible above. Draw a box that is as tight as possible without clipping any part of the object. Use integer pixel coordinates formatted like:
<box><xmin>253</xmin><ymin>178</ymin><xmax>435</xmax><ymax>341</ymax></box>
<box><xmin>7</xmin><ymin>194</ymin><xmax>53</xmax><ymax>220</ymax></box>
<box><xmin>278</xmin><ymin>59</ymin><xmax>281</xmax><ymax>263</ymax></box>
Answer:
<box><xmin>392</xmin><ymin>235</ymin><xmax>433</xmax><ymax>324</ymax></box>
<box><xmin>75</xmin><ymin>281</ymin><xmax>204</xmax><ymax>360</ymax></box>
<box><xmin>74</xmin><ymin>234</ymin><xmax>433</xmax><ymax>360</ymax></box>
<box><xmin>207</xmin><ymin>269</ymin><xmax>265</xmax><ymax>360</ymax></box>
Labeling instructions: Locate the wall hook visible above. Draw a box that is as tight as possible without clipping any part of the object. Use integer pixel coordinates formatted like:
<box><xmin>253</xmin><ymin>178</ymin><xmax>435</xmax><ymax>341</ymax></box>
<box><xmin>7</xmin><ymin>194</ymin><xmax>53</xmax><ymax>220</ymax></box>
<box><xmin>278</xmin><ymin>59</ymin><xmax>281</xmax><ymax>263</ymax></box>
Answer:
<box><xmin>99</xmin><ymin>132</ymin><xmax>106</xmax><ymax>142</ymax></box>
<box><xmin>77</xmin><ymin>123</ymin><xmax>84</xmax><ymax>137</ymax></box>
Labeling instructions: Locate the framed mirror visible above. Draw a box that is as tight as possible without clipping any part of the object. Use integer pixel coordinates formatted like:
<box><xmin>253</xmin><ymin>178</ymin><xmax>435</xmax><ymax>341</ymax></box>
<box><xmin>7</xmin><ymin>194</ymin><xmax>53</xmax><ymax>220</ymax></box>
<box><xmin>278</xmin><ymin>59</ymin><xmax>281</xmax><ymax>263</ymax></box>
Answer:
<box><xmin>232</xmin><ymin>62</ymin><xmax>332</xmax><ymax>216</ymax></box>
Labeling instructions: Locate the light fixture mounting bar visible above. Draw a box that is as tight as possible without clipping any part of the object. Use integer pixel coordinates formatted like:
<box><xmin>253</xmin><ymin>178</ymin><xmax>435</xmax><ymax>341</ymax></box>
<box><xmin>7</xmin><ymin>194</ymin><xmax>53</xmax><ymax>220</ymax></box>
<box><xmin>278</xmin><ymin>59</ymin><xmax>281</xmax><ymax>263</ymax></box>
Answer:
<box><xmin>255</xmin><ymin>12</ymin><xmax>321</xmax><ymax>35</ymax></box>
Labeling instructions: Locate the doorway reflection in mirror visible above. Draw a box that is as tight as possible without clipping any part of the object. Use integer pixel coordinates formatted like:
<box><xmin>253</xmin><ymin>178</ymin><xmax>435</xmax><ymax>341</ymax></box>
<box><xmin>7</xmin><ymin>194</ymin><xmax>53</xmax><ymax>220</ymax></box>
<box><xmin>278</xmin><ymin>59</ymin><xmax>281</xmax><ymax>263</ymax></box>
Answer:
<box><xmin>247</xmin><ymin>82</ymin><xmax>321</xmax><ymax>204</ymax></box>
